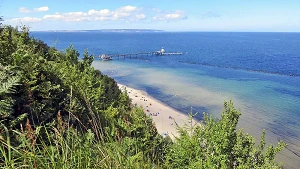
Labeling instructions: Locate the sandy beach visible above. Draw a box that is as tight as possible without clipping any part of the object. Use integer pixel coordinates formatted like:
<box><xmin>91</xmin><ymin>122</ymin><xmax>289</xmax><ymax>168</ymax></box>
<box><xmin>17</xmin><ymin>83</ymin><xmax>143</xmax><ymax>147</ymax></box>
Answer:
<box><xmin>118</xmin><ymin>84</ymin><xmax>197</xmax><ymax>139</ymax></box>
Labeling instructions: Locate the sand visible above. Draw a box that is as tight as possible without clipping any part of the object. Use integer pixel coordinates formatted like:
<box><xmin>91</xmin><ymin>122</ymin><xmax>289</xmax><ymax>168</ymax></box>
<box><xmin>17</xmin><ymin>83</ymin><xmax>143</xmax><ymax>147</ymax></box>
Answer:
<box><xmin>118</xmin><ymin>84</ymin><xmax>197</xmax><ymax>139</ymax></box>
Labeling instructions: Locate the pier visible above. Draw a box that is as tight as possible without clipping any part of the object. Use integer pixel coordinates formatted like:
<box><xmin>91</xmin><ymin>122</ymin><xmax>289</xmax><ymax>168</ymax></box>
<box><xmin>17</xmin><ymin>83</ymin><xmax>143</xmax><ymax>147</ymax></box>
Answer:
<box><xmin>98</xmin><ymin>48</ymin><xmax>183</xmax><ymax>60</ymax></box>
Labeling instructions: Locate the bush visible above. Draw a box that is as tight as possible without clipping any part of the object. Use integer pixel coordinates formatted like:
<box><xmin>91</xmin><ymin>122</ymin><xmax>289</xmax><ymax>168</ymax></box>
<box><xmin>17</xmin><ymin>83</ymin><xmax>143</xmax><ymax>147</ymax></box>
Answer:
<box><xmin>164</xmin><ymin>101</ymin><xmax>286</xmax><ymax>169</ymax></box>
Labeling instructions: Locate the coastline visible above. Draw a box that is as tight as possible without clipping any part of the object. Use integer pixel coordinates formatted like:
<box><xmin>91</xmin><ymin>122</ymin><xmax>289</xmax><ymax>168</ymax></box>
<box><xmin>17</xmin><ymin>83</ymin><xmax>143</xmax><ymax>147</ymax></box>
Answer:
<box><xmin>118</xmin><ymin>84</ymin><xmax>197</xmax><ymax>139</ymax></box>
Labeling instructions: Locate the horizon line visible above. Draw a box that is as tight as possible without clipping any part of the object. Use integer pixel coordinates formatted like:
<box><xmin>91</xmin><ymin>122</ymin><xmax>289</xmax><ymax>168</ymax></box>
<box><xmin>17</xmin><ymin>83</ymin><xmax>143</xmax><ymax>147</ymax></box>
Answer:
<box><xmin>31</xmin><ymin>29</ymin><xmax>300</xmax><ymax>33</ymax></box>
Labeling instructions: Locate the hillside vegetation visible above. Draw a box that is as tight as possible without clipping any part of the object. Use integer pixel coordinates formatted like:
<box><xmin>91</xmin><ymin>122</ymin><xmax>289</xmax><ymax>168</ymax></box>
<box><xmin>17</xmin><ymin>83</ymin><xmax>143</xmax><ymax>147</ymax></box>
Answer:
<box><xmin>0</xmin><ymin>25</ymin><xmax>286</xmax><ymax>168</ymax></box>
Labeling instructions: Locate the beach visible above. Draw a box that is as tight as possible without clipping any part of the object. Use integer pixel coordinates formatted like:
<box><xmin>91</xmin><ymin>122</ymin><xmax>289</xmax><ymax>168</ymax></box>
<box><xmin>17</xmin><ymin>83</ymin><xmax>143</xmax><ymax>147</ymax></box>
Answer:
<box><xmin>118</xmin><ymin>84</ymin><xmax>197</xmax><ymax>139</ymax></box>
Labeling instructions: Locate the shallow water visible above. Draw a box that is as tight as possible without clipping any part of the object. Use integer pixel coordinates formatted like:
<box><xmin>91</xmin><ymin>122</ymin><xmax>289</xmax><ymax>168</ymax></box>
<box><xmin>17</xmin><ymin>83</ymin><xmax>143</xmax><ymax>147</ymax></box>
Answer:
<box><xmin>93</xmin><ymin>59</ymin><xmax>300</xmax><ymax>168</ymax></box>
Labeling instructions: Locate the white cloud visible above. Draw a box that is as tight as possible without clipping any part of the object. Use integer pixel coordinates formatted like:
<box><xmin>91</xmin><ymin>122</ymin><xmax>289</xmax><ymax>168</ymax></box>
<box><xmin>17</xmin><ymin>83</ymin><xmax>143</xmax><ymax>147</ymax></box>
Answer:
<box><xmin>136</xmin><ymin>14</ymin><xmax>146</xmax><ymax>20</ymax></box>
<box><xmin>113</xmin><ymin>6</ymin><xmax>140</xmax><ymax>20</ymax></box>
<box><xmin>153</xmin><ymin>10</ymin><xmax>187</xmax><ymax>21</ymax></box>
<box><xmin>88</xmin><ymin>9</ymin><xmax>112</xmax><ymax>16</ymax></box>
<box><xmin>44</xmin><ymin>12</ymin><xmax>87</xmax><ymax>21</ymax></box>
<box><xmin>14</xmin><ymin>5</ymin><xmax>187</xmax><ymax>24</ymax></box>
<box><xmin>117</xmin><ymin>6</ymin><xmax>137</xmax><ymax>13</ymax></box>
<box><xmin>34</xmin><ymin>6</ymin><xmax>49</xmax><ymax>12</ymax></box>
<box><xmin>19</xmin><ymin>7</ymin><xmax>31</xmax><ymax>13</ymax></box>
<box><xmin>43</xmin><ymin>13</ymin><xmax>63</xmax><ymax>20</ymax></box>
<box><xmin>10</xmin><ymin>17</ymin><xmax>42</xmax><ymax>23</ymax></box>
<box><xmin>43</xmin><ymin>5</ymin><xmax>145</xmax><ymax>22</ymax></box>
<box><xmin>65</xmin><ymin>12</ymin><xmax>87</xmax><ymax>21</ymax></box>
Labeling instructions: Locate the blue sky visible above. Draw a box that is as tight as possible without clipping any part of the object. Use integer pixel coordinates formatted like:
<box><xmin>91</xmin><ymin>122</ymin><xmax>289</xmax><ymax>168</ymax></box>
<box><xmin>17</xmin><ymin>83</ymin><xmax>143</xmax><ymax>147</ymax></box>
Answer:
<box><xmin>1</xmin><ymin>0</ymin><xmax>300</xmax><ymax>31</ymax></box>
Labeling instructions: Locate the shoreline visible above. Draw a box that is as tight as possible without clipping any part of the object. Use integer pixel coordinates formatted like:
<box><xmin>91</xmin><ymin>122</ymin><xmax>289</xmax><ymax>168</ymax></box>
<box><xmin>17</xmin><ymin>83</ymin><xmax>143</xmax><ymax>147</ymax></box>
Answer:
<box><xmin>118</xmin><ymin>84</ymin><xmax>197</xmax><ymax>139</ymax></box>
<box><xmin>117</xmin><ymin>83</ymin><xmax>297</xmax><ymax>168</ymax></box>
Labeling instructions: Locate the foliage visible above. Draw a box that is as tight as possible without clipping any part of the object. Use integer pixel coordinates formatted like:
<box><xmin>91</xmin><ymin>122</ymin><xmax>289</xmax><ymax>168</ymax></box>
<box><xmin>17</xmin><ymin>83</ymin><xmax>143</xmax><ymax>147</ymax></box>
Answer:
<box><xmin>164</xmin><ymin>101</ymin><xmax>286</xmax><ymax>169</ymax></box>
<box><xmin>0</xmin><ymin>25</ymin><xmax>131</xmax><ymax>131</ymax></box>
<box><xmin>0</xmin><ymin>25</ymin><xmax>167</xmax><ymax>167</ymax></box>
<box><xmin>0</xmin><ymin>64</ymin><xmax>26</xmax><ymax>128</ymax></box>
<box><xmin>0</xmin><ymin>116</ymin><xmax>159</xmax><ymax>169</ymax></box>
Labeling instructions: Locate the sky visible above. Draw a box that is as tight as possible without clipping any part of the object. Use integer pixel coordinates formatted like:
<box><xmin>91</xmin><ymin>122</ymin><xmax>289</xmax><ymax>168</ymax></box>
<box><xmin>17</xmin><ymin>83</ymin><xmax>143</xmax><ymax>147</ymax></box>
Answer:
<box><xmin>1</xmin><ymin>0</ymin><xmax>300</xmax><ymax>32</ymax></box>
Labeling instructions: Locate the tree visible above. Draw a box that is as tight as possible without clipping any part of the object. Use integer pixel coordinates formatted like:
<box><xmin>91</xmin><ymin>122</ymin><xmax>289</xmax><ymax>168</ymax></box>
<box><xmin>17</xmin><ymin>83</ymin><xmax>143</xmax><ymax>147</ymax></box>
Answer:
<box><xmin>82</xmin><ymin>49</ymin><xmax>94</xmax><ymax>67</ymax></box>
<box><xmin>164</xmin><ymin>100</ymin><xmax>286</xmax><ymax>169</ymax></box>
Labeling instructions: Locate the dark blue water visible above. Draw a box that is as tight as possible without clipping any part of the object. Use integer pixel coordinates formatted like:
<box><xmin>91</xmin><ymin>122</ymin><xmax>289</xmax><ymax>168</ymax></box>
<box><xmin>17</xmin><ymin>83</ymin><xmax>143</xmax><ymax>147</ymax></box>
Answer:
<box><xmin>33</xmin><ymin>32</ymin><xmax>300</xmax><ymax>77</ymax></box>
<box><xmin>32</xmin><ymin>31</ymin><xmax>300</xmax><ymax>168</ymax></box>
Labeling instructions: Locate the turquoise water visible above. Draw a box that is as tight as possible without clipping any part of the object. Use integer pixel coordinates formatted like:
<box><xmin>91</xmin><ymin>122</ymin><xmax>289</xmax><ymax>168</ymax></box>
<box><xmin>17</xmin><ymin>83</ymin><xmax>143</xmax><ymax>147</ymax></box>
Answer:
<box><xmin>33</xmin><ymin>31</ymin><xmax>300</xmax><ymax>168</ymax></box>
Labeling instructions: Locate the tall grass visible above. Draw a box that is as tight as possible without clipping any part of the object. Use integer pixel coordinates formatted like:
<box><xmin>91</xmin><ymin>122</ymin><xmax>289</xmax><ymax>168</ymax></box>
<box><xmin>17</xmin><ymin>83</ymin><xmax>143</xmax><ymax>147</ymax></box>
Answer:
<box><xmin>0</xmin><ymin>112</ymin><xmax>161</xmax><ymax>169</ymax></box>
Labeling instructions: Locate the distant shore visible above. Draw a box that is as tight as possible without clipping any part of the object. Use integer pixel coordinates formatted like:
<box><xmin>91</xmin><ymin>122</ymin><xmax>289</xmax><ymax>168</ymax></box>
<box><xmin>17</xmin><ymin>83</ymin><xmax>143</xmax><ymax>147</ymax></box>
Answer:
<box><xmin>33</xmin><ymin>29</ymin><xmax>164</xmax><ymax>33</ymax></box>
<box><xmin>118</xmin><ymin>84</ymin><xmax>197</xmax><ymax>139</ymax></box>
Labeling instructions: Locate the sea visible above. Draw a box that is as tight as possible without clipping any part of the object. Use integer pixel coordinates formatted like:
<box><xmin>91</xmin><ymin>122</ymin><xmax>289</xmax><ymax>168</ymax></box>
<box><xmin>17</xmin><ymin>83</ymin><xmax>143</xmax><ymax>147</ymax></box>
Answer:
<box><xmin>32</xmin><ymin>31</ymin><xmax>300</xmax><ymax>168</ymax></box>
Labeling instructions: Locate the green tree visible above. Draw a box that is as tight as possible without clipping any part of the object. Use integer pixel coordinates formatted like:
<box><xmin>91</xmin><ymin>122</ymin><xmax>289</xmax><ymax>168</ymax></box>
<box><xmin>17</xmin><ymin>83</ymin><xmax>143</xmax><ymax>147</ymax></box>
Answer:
<box><xmin>81</xmin><ymin>49</ymin><xmax>94</xmax><ymax>68</ymax></box>
<box><xmin>164</xmin><ymin>101</ymin><xmax>286</xmax><ymax>169</ymax></box>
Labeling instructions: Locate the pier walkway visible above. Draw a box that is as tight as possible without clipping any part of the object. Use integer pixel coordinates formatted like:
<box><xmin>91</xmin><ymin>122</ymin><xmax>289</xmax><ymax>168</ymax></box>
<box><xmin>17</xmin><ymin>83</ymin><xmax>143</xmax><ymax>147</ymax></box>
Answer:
<box><xmin>97</xmin><ymin>48</ymin><xmax>183</xmax><ymax>60</ymax></box>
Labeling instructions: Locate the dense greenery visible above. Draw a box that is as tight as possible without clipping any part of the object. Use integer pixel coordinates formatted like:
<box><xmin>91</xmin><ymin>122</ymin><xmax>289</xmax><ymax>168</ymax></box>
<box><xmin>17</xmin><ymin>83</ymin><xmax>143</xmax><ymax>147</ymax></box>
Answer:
<box><xmin>164</xmin><ymin>101</ymin><xmax>286</xmax><ymax>168</ymax></box>
<box><xmin>0</xmin><ymin>25</ymin><xmax>286</xmax><ymax>168</ymax></box>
